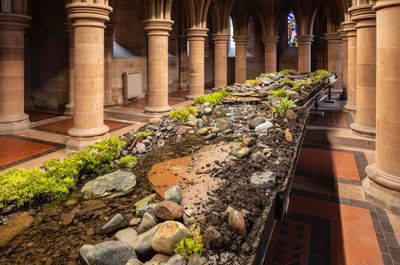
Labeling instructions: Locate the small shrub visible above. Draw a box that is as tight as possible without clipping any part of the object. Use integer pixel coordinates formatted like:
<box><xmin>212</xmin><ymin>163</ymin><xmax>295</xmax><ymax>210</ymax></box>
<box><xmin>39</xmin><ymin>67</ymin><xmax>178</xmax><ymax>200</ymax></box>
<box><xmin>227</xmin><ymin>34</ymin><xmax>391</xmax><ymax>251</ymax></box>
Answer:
<box><xmin>169</xmin><ymin>106</ymin><xmax>198</xmax><ymax>122</ymax></box>
<box><xmin>134</xmin><ymin>131</ymin><xmax>153</xmax><ymax>138</ymax></box>
<box><xmin>271</xmin><ymin>97</ymin><xmax>296</xmax><ymax>116</ymax></box>
<box><xmin>279</xmin><ymin>69</ymin><xmax>297</xmax><ymax>76</ymax></box>
<box><xmin>270</xmin><ymin>88</ymin><xmax>288</xmax><ymax>98</ymax></box>
<box><xmin>174</xmin><ymin>226</ymin><xmax>203</xmax><ymax>259</ymax></box>
<box><xmin>119</xmin><ymin>155</ymin><xmax>137</xmax><ymax>168</ymax></box>
<box><xmin>194</xmin><ymin>91</ymin><xmax>230</xmax><ymax>105</ymax></box>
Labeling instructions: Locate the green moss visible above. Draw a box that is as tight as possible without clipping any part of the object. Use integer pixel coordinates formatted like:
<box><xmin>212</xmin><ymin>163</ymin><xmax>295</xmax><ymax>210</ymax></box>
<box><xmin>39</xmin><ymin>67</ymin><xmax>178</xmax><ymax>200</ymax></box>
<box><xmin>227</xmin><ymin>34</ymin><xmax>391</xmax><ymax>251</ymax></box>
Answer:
<box><xmin>174</xmin><ymin>225</ymin><xmax>203</xmax><ymax>259</ymax></box>
<box><xmin>119</xmin><ymin>155</ymin><xmax>137</xmax><ymax>168</ymax></box>
<box><xmin>280</xmin><ymin>79</ymin><xmax>295</xmax><ymax>87</ymax></box>
<box><xmin>134</xmin><ymin>131</ymin><xmax>153</xmax><ymax>138</ymax></box>
<box><xmin>271</xmin><ymin>97</ymin><xmax>296</xmax><ymax>116</ymax></box>
<box><xmin>194</xmin><ymin>91</ymin><xmax>230</xmax><ymax>105</ymax></box>
<box><xmin>169</xmin><ymin>106</ymin><xmax>198</xmax><ymax>122</ymax></box>
<box><xmin>279</xmin><ymin>69</ymin><xmax>298</xmax><ymax>76</ymax></box>
<box><xmin>245</xmin><ymin>79</ymin><xmax>261</xmax><ymax>86</ymax></box>
<box><xmin>311</xmin><ymin>69</ymin><xmax>331</xmax><ymax>82</ymax></box>
<box><xmin>0</xmin><ymin>137</ymin><xmax>126</xmax><ymax>208</ymax></box>
<box><xmin>270</xmin><ymin>88</ymin><xmax>289</xmax><ymax>98</ymax></box>
<box><xmin>293</xmin><ymin>80</ymin><xmax>312</xmax><ymax>90</ymax></box>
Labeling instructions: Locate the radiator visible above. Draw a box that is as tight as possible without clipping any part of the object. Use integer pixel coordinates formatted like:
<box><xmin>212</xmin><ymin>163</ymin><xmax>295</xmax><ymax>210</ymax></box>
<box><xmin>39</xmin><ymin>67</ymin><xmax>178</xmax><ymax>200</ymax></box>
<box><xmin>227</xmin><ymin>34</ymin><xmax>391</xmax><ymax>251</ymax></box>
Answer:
<box><xmin>123</xmin><ymin>71</ymin><xmax>144</xmax><ymax>100</ymax></box>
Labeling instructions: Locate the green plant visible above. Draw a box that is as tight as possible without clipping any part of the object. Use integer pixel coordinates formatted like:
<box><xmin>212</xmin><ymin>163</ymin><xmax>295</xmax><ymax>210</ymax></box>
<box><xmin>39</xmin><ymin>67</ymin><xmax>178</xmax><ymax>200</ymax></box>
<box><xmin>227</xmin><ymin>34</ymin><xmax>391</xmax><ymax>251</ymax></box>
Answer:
<box><xmin>293</xmin><ymin>80</ymin><xmax>312</xmax><ymax>90</ymax></box>
<box><xmin>311</xmin><ymin>69</ymin><xmax>331</xmax><ymax>82</ymax></box>
<box><xmin>279</xmin><ymin>69</ymin><xmax>297</xmax><ymax>76</ymax></box>
<box><xmin>134</xmin><ymin>131</ymin><xmax>153</xmax><ymax>138</ymax></box>
<box><xmin>169</xmin><ymin>106</ymin><xmax>198</xmax><ymax>122</ymax></box>
<box><xmin>270</xmin><ymin>88</ymin><xmax>289</xmax><ymax>98</ymax></box>
<box><xmin>194</xmin><ymin>91</ymin><xmax>230</xmax><ymax>105</ymax></box>
<box><xmin>280</xmin><ymin>79</ymin><xmax>295</xmax><ymax>87</ymax></box>
<box><xmin>271</xmin><ymin>97</ymin><xmax>296</xmax><ymax>116</ymax></box>
<box><xmin>174</xmin><ymin>226</ymin><xmax>203</xmax><ymax>259</ymax></box>
<box><xmin>245</xmin><ymin>79</ymin><xmax>261</xmax><ymax>86</ymax></box>
<box><xmin>119</xmin><ymin>155</ymin><xmax>137</xmax><ymax>168</ymax></box>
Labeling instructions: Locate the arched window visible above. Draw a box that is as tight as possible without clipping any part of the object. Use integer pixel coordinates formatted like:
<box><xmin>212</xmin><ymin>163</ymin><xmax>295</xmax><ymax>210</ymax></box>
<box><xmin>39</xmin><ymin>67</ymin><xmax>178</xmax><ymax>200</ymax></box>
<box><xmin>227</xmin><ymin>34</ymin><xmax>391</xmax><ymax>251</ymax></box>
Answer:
<box><xmin>288</xmin><ymin>11</ymin><xmax>298</xmax><ymax>47</ymax></box>
<box><xmin>228</xmin><ymin>16</ymin><xmax>235</xmax><ymax>57</ymax></box>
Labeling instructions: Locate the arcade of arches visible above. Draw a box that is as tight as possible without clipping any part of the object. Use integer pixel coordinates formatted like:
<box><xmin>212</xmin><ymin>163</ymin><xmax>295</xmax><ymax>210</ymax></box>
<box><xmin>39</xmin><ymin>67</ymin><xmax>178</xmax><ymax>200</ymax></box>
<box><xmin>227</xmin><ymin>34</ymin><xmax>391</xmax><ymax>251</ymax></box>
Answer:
<box><xmin>0</xmin><ymin>0</ymin><xmax>400</xmax><ymax>252</ymax></box>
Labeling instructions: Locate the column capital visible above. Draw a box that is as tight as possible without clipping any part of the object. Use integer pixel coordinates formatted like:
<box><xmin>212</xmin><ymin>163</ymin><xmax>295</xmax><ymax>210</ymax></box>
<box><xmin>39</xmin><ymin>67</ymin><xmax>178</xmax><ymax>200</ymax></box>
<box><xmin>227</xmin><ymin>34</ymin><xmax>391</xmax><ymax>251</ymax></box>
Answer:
<box><xmin>373</xmin><ymin>0</ymin><xmax>400</xmax><ymax>11</ymax></box>
<box><xmin>233</xmin><ymin>35</ymin><xmax>249</xmax><ymax>44</ymax></box>
<box><xmin>185</xmin><ymin>28</ymin><xmax>208</xmax><ymax>41</ymax></box>
<box><xmin>349</xmin><ymin>4</ymin><xmax>376</xmax><ymax>28</ymax></box>
<box><xmin>143</xmin><ymin>19</ymin><xmax>173</xmax><ymax>36</ymax></box>
<box><xmin>0</xmin><ymin>13</ymin><xmax>31</xmax><ymax>31</ymax></box>
<box><xmin>211</xmin><ymin>33</ymin><xmax>230</xmax><ymax>43</ymax></box>
<box><xmin>342</xmin><ymin>21</ymin><xmax>357</xmax><ymax>37</ymax></box>
<box><xmin>297</xmin><ymin>35</ymin><xmax>314</xmax><ymax>43</ymax></box>
<box><xmin>338</xmin><ymin>29</ymin><xmax>348</xmax><ymax>39</ymax></box>
<box><xmin>324</xmin><ymin>32</ymin><xmax>342</xmax><ymax>43</ymax></box>
<box><xmin>65</xmin><ymin>2</ymin><xmax>112</xmax><ymax>28</ymax></box>
<box><xmin>262</xmin><ymin>35</ymin><xmax>279</xmax><ymax>44</ymax></box>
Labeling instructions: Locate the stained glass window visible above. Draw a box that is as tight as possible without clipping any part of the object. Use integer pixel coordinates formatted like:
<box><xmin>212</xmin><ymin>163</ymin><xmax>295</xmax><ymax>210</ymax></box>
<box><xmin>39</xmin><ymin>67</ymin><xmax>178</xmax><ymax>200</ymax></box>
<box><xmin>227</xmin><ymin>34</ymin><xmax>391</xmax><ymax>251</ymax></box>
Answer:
<box><xmin>288</xmin><ymin>11</ymin><xmax>298</xmax><ymax>47</ymax></box>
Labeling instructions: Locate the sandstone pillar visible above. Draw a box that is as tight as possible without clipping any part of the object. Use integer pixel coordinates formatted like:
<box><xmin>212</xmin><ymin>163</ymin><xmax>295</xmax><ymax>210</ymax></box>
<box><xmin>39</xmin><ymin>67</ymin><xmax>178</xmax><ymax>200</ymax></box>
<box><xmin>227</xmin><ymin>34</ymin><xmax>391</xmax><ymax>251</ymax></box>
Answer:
<box><xmin>212</xmin><ymin>33</ymin><xmax>229</xmax><ymax>87</ymax></box>
<box><xmin>104</xmin><ymin>24</ymin><xmax>115</xmax><ymax>107</ymax></box>
<box><xmin>297</xmin><ymin>35</ymin><xmax>314</xmax><ymax>73</ymax></box>
<box><xmin>64</xmin><ymin>23</ymin><xmax>75</xmax><ymax>116</ymax></box>
<box><xmin>186</xmin><ymin>28</ymin><xmax>208</xmax><ymax>99</ymax></box>
<box><xmin>178</xmin><ymin>35</ymin><xmax>188</xmax><ymax>91</ymax></box>
<box><xmin>0</xmin><ymin>13</ymin><xmax>31</xmax><ymax>135</ymax></box>
<box><xmin>339</xmin><ymin>27</ymin><xmax>349</xmax><ymax>99</ymax></box>
<box><xmin>263</xmin><ymin>36</ymin><xmax>279</xmax><ymax>73</ymax></box>
<box><xmin>66</xmin><ymin>1</ymin><xmax>112</xmax><ymax>151</ymax></box>
<box><xmin>343</xmin><ymin>22</ymin><xmax>357</xmax><ymax>111</ymax></box>
<box><xmin>350</xmin><ymin>4</ymin><xmax>377</xmax><ymax>135</ymax></box>
<box><xmin>363</xmin><ymin>0</ymin><xmax>400</xmax><ymax>213</ymax></box>
<box><xmin>324</xmin><ymin>32</ymin><xmax>343</xmax><ymax>93</ymax></box>
<box><xmin>143</xmin><ymin>19</ymin><xmax>173</xmax><ymax>113</ymax></box>
<box><xmin>234</xmin><ymin>36</ymin><xmax>249</xmax><ymax>83</ymax></box>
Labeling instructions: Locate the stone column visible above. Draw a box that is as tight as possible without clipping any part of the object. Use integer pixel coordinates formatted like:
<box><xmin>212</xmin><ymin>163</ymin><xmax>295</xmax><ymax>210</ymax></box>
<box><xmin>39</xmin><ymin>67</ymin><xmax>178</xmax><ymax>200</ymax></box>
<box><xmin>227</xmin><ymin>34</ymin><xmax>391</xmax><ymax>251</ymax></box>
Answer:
<box><xmin>343</xmin><ymin>21</ymin><xmax>357</xmax><ymax>111</ymax></box>
<box><xmin>64</xmin><ymin>23</ymin><xmax>75</xmax><ymax>116</ymax></box>
<box><xmin>363</xmin><ymin>0</ymin><xmax>400</xmax><ymax>213</ymax></box>
<box><xmin>263</xmin><ymin>36</ymin><xmax>279</xmax><ymax>73</ymax></box>
<box><xmin>297</xmin><ymin>35</ymin><xmax>314</xmax><ymax>73</ymax></box>
<box><xmin>212</xmin><ymin>33</ymin><xmax>229</xmax><ymax>87</ymax></box>
<box><xmin>0</xmin><ymin>13</ymin><xmax>31</xmax><ymax>135</ymax></box>
<box><xmin>143</xmin><ymin>19</ymin><xmax>173</xmax><ymax>113</ymax></box>
<box><xmin>178</xmin><ymin>35</ymin><xmax>188</xmax><ymax>91</ymax></box>
<box><xmin>350</xmin><ymin>4</ymin><xmax>377</xmax><ymax>135</ymax></box>
<box><xmin>339</xmin><ymin>27</ymin><xmax>349</xmax><ymax>99</ymax></box>
<box><xmin>324</xmin><ymin>32</ymin><xmax>343</xmax><ymax>92</ymax></box>
<box><xmin>66</xmin><ymin>1</ymin><xmax>112</xmax><ymax>151</ymax></box>
<box><xmin>233</xmin><ymin>35</ymin><xmax>249</xmax><ymax>83</ymax></box>
<box><xmin>104</xmin><ymin>24</ymin><xmax>115</xmax><ymax>107</ymax></box>
<box><xmin>186</xmin><ymin>28</ymin><xmax>208</xmax><ymax>99</ymax></box>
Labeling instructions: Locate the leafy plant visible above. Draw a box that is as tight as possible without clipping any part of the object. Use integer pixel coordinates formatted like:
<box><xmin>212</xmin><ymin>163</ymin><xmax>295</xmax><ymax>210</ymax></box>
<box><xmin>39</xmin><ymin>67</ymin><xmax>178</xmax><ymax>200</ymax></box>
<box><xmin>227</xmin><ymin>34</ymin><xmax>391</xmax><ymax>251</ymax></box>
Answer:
<box><xmin>119</xmin><ymin>155</ymin><xmax>137</xmax><ymax>168</ymax></box>
<box><xmin>271</xmin><ymin>97</ymin><xmax>296</xmax><ymax>116</ymax></box>
<box><xmin>174</xmin><ymin>226</ymin><xmax>204</xmax><ymax>259</ymax></box>
<box><xmin>270</xmin><ymin>88</ymin><xmax>288</xmax><ymax>98</ymax></box>
<box><xmin>194</xmin><ymin>91</ymin><xmax>230</xmax><ymax>105</ymax></box>
<box><xmin>169</xmin><ymin>106</ymin><xmax>198</xmax><ymax>122</ymax></box>
<box><xmin>279</xmin><ymin>69</ymin><xmax>297</xmax><ymax>76</ymax></box>
<box><xmin>134</xmin><ymin>131</ymin><xmax>153</xmax><ymax>138</ymax></box>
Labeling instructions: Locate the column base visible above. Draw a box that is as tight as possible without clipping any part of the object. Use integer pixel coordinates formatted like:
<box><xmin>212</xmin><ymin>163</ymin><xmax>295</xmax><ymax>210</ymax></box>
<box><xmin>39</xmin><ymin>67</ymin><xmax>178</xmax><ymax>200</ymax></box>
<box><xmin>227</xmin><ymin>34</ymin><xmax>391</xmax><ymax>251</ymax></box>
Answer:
<box><xmin>350</xmin><ymin>122</ymin><xmax>376</xmax><ymax>136</ymax></box>
<box><xmin>104</xmin><ymin>100</ymin><xmax>116</xmax><ymax>107</ymax></box>
<box><xmin>64</xmin><ymin>104</ymin><xmax>74</xmax><ymax>116</ymax></box>
<box><xmin>186</xmin><ymin>93</ymin><xmax>204</xmax><ymax>100</ymax></box>
<box><xmin>0</xmin><ymin>114</ymin><xmax>30</xmax><ymax>135</ymax></box>
<box><xmin>344</xmin><ymin>103</ymin><xmax>356</xmax><ymax>111</ymax></box>
<box><xmin>144</xmin><ymin>105</ymin><xmax>171</xmax><ymax>113</ymax></box>
<box><xmin>363</xmin><ymin>167</ymin><xmax>400</xmax><ymax>215</ymax></box>
<box><xmin>66</xmin><ymin>133</ymin><xmax>110</xmax><ymax>152</ymax></box>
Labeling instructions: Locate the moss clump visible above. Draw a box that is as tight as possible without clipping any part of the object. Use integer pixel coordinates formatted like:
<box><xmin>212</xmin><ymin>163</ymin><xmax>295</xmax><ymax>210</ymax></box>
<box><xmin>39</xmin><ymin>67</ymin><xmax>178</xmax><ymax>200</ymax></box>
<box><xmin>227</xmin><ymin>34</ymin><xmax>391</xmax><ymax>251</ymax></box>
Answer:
<box><xmin>271</xmin><ymin>97</ymin><xmax>296</xmax><ymax>116</ymax></box>
<box><xmin>194</xmin><ymin>91</ymin><xmax>230</xmax><ymax>105</ymax></box>
<box><xmin>279</xmin><ymin>69</ymin><xmax>298</xmax><ymax>76</ymax></box>
<box><xmin>280</xmin><ymin>79</ymin><xmax>295</xmax><ymax>87</ymax></box>
<box><xmin>134</xmin><ymin>131</ymin><xmax>153</xmax><ymax>138</ymax></box>
<box><xmin>174</xmin><ymin>226</ymin><xmax>203</xmax><ymax>259</ymax></box>
<box><xmin>311</xmin><ymin>69</ymin><xmax>331</xmax><ymax>82</ymax></box>
<box><xmin>293</xmin><ymin>80</ymin><xmax>312</xmax><ymax>90</ymax></box>
<box><xmin>270</xmin><ymin>88</ymin><xmax>289</xmax><ymax>98</ymax></box>
<box><xmin>119</xmin><ymin>155</ymin><xmax>137</xmax><ymax>168</ymax></box>
<box><xmin>245</xmin><ymin>79</ymin><xmax>261</xmax><ymax>86</ymax></box>
<box><xmin>0</xmin><ymin>137</ymin><xmax>126</xmax><ymax>208</ymax></box>
<box><xmin>169</xmin><ymin>106</ymin><xmax>198</xmax><ymax>122</ymax></box>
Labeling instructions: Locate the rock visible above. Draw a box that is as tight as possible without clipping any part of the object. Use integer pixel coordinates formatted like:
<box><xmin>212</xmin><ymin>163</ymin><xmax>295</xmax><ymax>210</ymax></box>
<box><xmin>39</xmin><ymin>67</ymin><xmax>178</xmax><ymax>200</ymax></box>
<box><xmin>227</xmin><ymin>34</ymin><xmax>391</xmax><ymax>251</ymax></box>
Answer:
<box><xmin>126</xmin><ymin>259</ymin><xmax>144</xmax><ymax>265</ymax></box>
<box><xmin>138</xmin><ymin>213</ymin><xmax>157</xmax><ymax>234</ymax></box>
<box><xmin>228</xmin><ymin>210</ymin><xmax>247</xmax><ymax>237</ymax></box>
<box><xmin>186</xmin><ymin>121</ymin><xmax>197</xmax><ymax>128</ymax></box>
<box><xmin>285</xmin><ymin>109</ymin><xmax>298</xmax><ymax>121</ymax></box>
<box><xmin>79</xmin><ymin>241</ymin><xmax>137</xmax><ymax>265</ymax></box>
<box><xmin>167</xmin><ymin>255</ymin><xmax>187</xmax><ymax>265</ymax></box>
<box><xmin>131</xmin><ymin>224</ymin><xmax>161</xmax><ymax>258</ymax></box>
<box><xmin>250</xmin><ymin>171</ymin><xmax>276</xmax><ymax>189</ymax></box>
<box><xmin>204</xmin><ymin>226</ymin><xmax>223</xmax><ymax>249</ymax></box>
<box><xmin>203</xmin><ymin>133</ymin><xmax>217</xmax><ymax>140</ymax></box>
<box><xmin>149</xmin><ymin>254</ymin><xmax>170</xmax><ymax>264</ymax></box>
<box><xmin>130</xmin><ymin>217</ymin><xmax>142</xmax><ymax>227</ymax></box>
<box><xmin>164</xmin><ymin>185</ymin><xmax>182</xmax><ymax>204</ymax></box>
<box><xmin>152</xmin><ymin>221</ymin><xmax>192</xmax><ymax>256</ymax></box>
<box><xmin>134</xmin><ymin>194</ymin><xmax>159</xmax><ymax>216</ymax></box>
<box><xmin>115</xmin><ymin>228</ymin><xmax>138</xmax><ymax>243</ymax></box>
<box><xmin>136</xmin><ymin>143</ymin><xmax>147</xmax><ymax>154</ymax></box>
<box><xmin>81</xmin><ymin>170</ymin><xmax>136</xmax><ymax>199</ymax></box>
<box><xmin>139</xmin><ymin>204</ymin><xmax>157</xmax><ymax>218</ymax></box>
<box><xmin>176</xmin><ymin>126</ymin><xmax>191</xmax><ymax>135</ymax></box>
<box><xmin>203</xmin><ymin>107</ymin><xmax>213</xmax><ymax>114</ymax></box>
<box><xmin>284</xmin><ymin>128</ymin><xmax>293</xmax><ymax>142</ymax></box>
<box><xmin>287</xmin><ymin>90</ymin><xmax>300</xmax><ymax>101</ymax></box>
<box><xmin>155</xmin><ymin>201</ymin><xmax>183</xmax><ymax>221</ymax></box>
<box><xmin>59</xmin><ymin>207</ymin><xmax>80</xmax><ymax>226</ymax></box>
<box><xmin>248</xmin><ymin>117</ymin><xmax>267</xmax><ymax>129</ymax></box>
<box><xmin>215</xmin><ymin>118</ymin><xmax>232</xmax><ymax>131</ymax></box>
<box><xmin>230</xmin><ymin>147</ymin><xmax>250</xmax><ymax>159</ymax></box>
<box><xmin>255</xmin><ymin>121</ymin><xmax>273</xmax><ymax>132</ymax></box>
<box><xmin>242</xmin><ymin>137</ymin><xmax>256</xmax><ymax>147</ymax></box>
<box><xmin>223</xmin><ymin>129</ymin><xmax>234</xmax><ymax>135</ymax></box>
<box><xmin>187</xmin><ymin>254</ymin><xmax>207</xmax><ymax>265</ymax></box>
<box><xmin>251</xmin><ymin>151</ymin><xmax>267</xmax><ymax>163</ymax></box>
<box><xmin>197</xmin><ymin>128</ymin><xmax>209</xmax><ymax>136</ymax></box>
<box><xmin>0</xmin><ymin>212</ymin><xmax>33</xmax><ymax>248</ymax></box>
<box><xmin>96</xmin><ymin>214</ymin><xmax>128</xmax><ymax>235</ymax></box>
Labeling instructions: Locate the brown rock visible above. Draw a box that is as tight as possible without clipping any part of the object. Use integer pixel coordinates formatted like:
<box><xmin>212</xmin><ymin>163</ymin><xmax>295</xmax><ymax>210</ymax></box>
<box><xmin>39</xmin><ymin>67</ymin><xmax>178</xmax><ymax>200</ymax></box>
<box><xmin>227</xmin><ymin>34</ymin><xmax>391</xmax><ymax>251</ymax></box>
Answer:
<box><xmin>242</xmin><ymin>137</ymin><xmax>256</xmax><ymax>147</ymax></box>
<box><xmin>60</xmin><ymin>207</ymin><xmax>80</xmax><ymax>226</ymax></box>
<box><xmin>154</xmin><ymin>201</ymin><xmax>183</xmax><ymax>221</ymax></box>
<box><xmin>0</xmin><ymin>212</ymin><xmax>34</xmax><ymax>248</ymax></box>
<box><xmin>151</xmin><ymin>221</ymin><xmax>192</xmax><ymax>255</ymax></box>
<box><xmin>228</xmin><ymin>210</ymin><xmax>247</xmax><ymax>237</ymax></box>
<box><xmin>81</xmin><ymin>200</ymin><xmax>106</xmax><ymax>212</ymax></box>
<box><xmin>284</xmin><ymin>128</ymin><xmax>293</xmax><ymax>142</ymax></box>
<box><xmin>176</xmin><ymin>125</ymin><xmax>191</xmax><ymax>135</ymax></box>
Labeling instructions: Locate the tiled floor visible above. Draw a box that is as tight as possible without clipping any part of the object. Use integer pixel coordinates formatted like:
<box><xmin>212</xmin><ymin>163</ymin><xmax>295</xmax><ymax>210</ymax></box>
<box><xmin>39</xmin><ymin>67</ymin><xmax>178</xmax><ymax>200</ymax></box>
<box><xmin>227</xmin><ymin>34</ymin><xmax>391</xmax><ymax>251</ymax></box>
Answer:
<box><xmin>309</xmin><ymin>111</ymin><xmax>353</xmax><ymax>128</ymax></box>
<box><xmin>26</xmin><ymin>111</ymin><xmax>59</xmax><ymax>123</ymax></box>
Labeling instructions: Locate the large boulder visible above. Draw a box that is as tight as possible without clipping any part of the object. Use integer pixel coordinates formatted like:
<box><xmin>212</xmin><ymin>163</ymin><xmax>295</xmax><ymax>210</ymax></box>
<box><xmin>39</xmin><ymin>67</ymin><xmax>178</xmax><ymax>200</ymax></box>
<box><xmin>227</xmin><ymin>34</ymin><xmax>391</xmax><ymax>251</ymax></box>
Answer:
<box><xmin>79</xmin><ymin>241</ymin><xmax>137</xmax><ymax>265</ymax></box>
<box><xmin>81</xmin><ymin>170</ymin><xmax>136</xmax><ymax>199</ymax></box>
<box><xmin>152</xmin><ymin>221</ymin><xmax>192</xmax><ymax>256</ymax></box>
<box><xmin>154</xmin><ymin>201</ymin><xmax>183</xmax><ymax>221</ymax></box>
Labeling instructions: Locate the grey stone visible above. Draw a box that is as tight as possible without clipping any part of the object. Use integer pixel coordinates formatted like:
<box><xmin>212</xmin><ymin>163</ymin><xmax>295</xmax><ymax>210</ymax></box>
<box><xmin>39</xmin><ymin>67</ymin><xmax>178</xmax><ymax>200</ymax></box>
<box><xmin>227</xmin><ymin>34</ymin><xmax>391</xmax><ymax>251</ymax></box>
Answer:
<box><xmin>203</xmin><ymin>133</ymin><xmax>217</xmax><ymax>140</ymax></box>
<box><xmin>251</xmin><ymin>151</ymin><xmax>267</xmax><ymax>163</ymax></box>
<box><xmin>139</xmin><ymin>204</ymin><xmax>156</xmax><ymax>217</ymax></box>
<box><xmin>255</xmin><ymin>122</ymin><xmax>273</xmax><ymax>132</ymax></box>
<box><xmin>115</xmin><ymin>228</ymin><xmax>138</xmax><ymax>243</ymax></box>
<box><xmin>134</xmin><ymin>194</ymin><xmax>159</xmax><ymax>216</ymax></box>
<box><xmin>187</xmin><ymin>254</ymin><xmax>207</xmax><ymax>265</ymax></box>
<box><xmin>167</xmin><ymin>254</ymin><xmax>187</xmax><ymax>265</ymax></box>
<box><xmin>215</xmin><ymin>118</ymin><xmax>232</xmax><ymax>131</ymax></box>
<box><xmin>131</xmin><ymin>224</ymin><xmax>161</xmax><ymax>258</ymax></box>
<box><xmin>248</xmin><ymin>117</ymin><xmax>267</xmax><ymax>129</ymax></box>
<box><xmin>137</xmin><ymin>213</ymin><xmax>157</xmax><ymax>234</ymax></box>
<box><xmin>126</xmin><ymin>258</ymin><xmax>144</xmax><ymax>265</ymax></box>
<box><xmin>250</xmin><ymin>171</ymin><xmax>276</xmax><ymax>189</ymax></box>
<box><xmin>81</xmin><ymin>170</ymin><xmax>136</xmax><ymax>199</ymax></box>
<box><xmin>136</xmin><ymin>143</ymin><xmax>147</xmax><ymax>154</ymax></box>
<box><xmin>152</xmin><ymin>221</ymin><xmax>192</xmax><ymax>255</ymax></box>
<box><xmin>96</xmin><ymin>214</ymin><xmax>128</xmax><ymax>235</ymax></box>
<box><xmin>79</xmin><ymin>241</ymin><xmax>137</xmax><ymax>265</ymax></box>
<box><xmin>164</xmin><ymin>185</ymin><xmax>182</xmax><ymax>204</ymax></box>
<box><xmin>203</xmin><ymin>107</ymin><xmax>213</xmax><ymax>114</ymax></box>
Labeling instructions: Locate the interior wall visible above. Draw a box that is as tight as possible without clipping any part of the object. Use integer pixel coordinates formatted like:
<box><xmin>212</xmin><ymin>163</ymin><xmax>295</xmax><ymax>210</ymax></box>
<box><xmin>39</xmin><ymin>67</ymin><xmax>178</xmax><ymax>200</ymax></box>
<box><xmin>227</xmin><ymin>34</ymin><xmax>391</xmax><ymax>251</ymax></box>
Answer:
<box><xmin>278</xmin><ymin>11</ymin><xmax>298</xmax><ymax>71</ymax></box>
